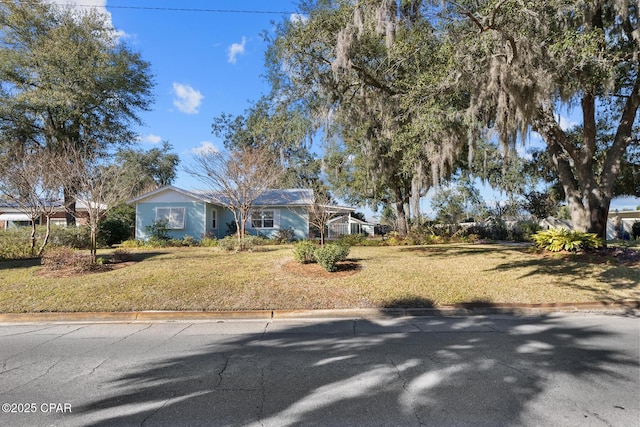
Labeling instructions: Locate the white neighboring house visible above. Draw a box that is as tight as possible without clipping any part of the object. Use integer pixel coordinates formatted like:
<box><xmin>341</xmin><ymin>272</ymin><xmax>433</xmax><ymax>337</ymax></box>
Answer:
<box><xmin>326</xmin><ymin>214</ymin><xmax>375</xmax><ymax>239</ymax></box>
<box><xmin>0</xmin><ymin>200</ymin><xmax>103</xmax><ymax>231</ymax></box>
<box><xmin>539</xmin><ymin>210</ymin><xmax>640</xmax><ymax>240</ymax></box>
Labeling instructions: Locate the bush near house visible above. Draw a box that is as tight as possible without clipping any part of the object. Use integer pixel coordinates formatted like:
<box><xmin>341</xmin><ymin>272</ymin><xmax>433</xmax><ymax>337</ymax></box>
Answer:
<box><xmin>531</xmin><ymin>228</ymin><xmax>603</xmax><ymax>252</ymax></box>
<box><xmin>293</xmin><ymin>240</ymin><xmax>317</xmax><ymax>264</ymax></box>
<box><xmin>314</xmin><ymin>244</ymin><xmax>350</xmax><ymax>272</ymax></box>
<box><xmin>293</xmin><ymin>241</ymin><xmax>350</xmax><ymax>272</ymax></box>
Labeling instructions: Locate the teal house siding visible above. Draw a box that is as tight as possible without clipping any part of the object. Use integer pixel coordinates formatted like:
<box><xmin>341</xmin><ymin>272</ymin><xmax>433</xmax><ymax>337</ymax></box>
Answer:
<box><xmin>245</xmin><ymin>207</ymin><xmax>308</xmax><ymax>240</ymax></box>
<box><xmin>135</xmin><ymin>201</ymin><xmax>206</xmax><ymax>240</ymax></box>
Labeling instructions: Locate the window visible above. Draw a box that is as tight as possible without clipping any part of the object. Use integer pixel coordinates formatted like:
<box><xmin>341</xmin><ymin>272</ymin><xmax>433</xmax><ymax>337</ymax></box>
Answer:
<box><xmin>211</xmin><ymin>209</ymin><xmax>217</xmax><ymax>229</ymax></box>
<box><xmin>156</xmin><ymin>207</ymin><xmax>185</xmax><ymax>229</ymax></box>
<box><xmin>251</xmin><ymin>210</ymin><xmax>275</xmax><ymax>228</ymax></box>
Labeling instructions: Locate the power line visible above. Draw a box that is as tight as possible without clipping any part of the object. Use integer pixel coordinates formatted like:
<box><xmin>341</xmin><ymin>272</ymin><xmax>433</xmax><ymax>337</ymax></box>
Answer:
<box><xmin>2</xmin><ymin>1</ymin><xmax>296</xmax><ymax>15</ymax></box>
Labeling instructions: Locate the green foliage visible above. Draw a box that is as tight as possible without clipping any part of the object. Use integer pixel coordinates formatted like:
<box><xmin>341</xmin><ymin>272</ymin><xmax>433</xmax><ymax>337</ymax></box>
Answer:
<box><xmin>293</xmin><ymin>240</ymin><xmax>317</xmax><ymax>264</ymax></box>
<box><xmin>532</xmin><ymin>228</ymin><xmax>603</xmax><ymax>252</ymax></box>
<box><xmin>0</xmin><ymin>1</ymin><xmax>154</xmax><ymax>154</ymax></box>
<box><xmin>97</xmin><ymin>203</ymin><xmax>135</xmax><ymax>247</ymax></box>
<box><xmin>336</xmin><ymin>234</ymin><xmax>367</xmax><ymax>247</ymax></box>
<box><xmin>116</xmin><ymin>142</ymin><xmax>180</xmax><ymax>196</ymax></box>
<box><xmin>217</xmin><ymin>235</ymin><xmax>265</xmax><ymax>252</ymax></box>
<box><xmin>200</xmin><ymin>237</ymin><xmax>218</xmax><ymax>247</ymax></box>
<box><xmin>313</xmin><ymin>244</ymin><xmax>350</xmax><ymax>272</ymax></box>
<box><xmin>145</xmin><ymin>219</ymin><xmax>170</xmax><ymax>241</ymax></box>
<box><xmin>274</xmin><ymin>228</ymin><xmax>295</xmax><ymax>244</ymax></box>
<box><xmin>632</xmin><ymin>222</ymin><xmax>640</xmax><ymax>240</ymax></box>
<box><xmin>0</xmin><ymin>229</ymin><xmax>33</xmax><ymax>260</ymax></box>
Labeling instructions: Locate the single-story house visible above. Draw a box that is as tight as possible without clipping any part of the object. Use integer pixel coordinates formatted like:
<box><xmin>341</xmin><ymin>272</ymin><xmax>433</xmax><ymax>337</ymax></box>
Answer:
<box><xmin>128</xmin><ymin>186</ymin><xmax>315</xmax><ymax>241</ymax></box>
<box><xmin>0</xmin><ymin>200</ymin><xmax>93</xmax><ymax>231</ymax></box>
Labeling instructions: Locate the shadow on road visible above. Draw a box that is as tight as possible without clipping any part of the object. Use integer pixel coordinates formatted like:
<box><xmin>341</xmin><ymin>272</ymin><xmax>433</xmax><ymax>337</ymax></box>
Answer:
<box><xmin>76</xmin><ymin>314</ymin><xmax>638</xmax><ymax>426</ymax></box>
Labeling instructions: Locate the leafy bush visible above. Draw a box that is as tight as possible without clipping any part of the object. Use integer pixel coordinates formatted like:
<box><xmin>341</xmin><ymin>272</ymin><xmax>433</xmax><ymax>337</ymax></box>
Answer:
<box><xmin>314</xmin><ymin>244</ymin><xmax>350</xmax><ymax>272</ymax></box>
<box><xmin>293</xmin><ymin>240</ymin><xmax>317</xmax><ymax>264</ymax></box>
<box><xmin>274</xmin><ymin>228</ymin><xmax>295</xmax><ymax>244</ymax></box>
<box><xmin>217</xmin><ymin>235</ymin><xmax>265</xmax><ymax>252</ymax></box>
<box><xmin>633</xmin><ymin>222</ymin><xmax>640</xmax><ymax>240</ymax></box>
<box><xmin>531</xmin><ymin>228</ymin><xmax>603</xmax><ymax>252</ymax></box>
<box><xmin>0</xmin><ymin>228</ymin><xmax>33</xmax><ymax>260</ymax></box>
<box><xmin>145</xmin><ymin>219</ymin><xmax>170</xmax><ymax>241</ymax></box>
<box><xmin>48</xmin><ymin>226</ymin><xmax>91</xmax><ymax>249</ymax></box>
<box><xmin>120</xmin><ymin>239</ymin><xmax>146</xmax><ymax>248</ymax></box>
<box><xmin>336</xmin><ymin>234</ymin><xmax>367</xmax><ymax>246</ymax></box>
<box><xmin>200</xmin><ymin>236</ymin><xmax>218</xmax><ymax>247</ymax></box>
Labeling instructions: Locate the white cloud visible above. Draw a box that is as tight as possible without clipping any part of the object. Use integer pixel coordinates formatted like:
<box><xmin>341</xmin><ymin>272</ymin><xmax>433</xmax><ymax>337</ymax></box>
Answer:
<box><xmin>50</xmin><ymin>0</ymin><xmax>130</xmax><ymax>40</ymax></box>
<box><xmin>191</xmin><ymin>141</ymin><xmax>219</xmax><ymax>155</ymax></box>
<box><xmin>227</xmin><ymin>37</ymin><xmax>247</xmax><ymax>64</ymax></box>
<box><xmin>290</xmin><ymin>13</ymin><xmax>308</xmax><ymax>23</ymax></box>
<box><xmin>558</xmin><ymin>115</ymin><xmax>578</xmax><ymax>131</ymax></box>
<box><xmin>172</xmin><ymin>83</ymin><xmax>204</xmax><ymax>115</ymax></box>
<box><xmin>141</xmin><ymin>134</ymin><xmax>162</xmax><ymax>144</ymax></box>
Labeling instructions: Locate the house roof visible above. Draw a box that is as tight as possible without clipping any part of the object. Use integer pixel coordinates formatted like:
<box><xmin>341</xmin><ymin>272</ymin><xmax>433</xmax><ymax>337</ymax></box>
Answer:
<box><xmin>327</xmin><ymin>214</ymin><xmax>373</xmax><ymax>225</ymax></box>
<box><xmin>127</xmin><ymin>185</ymin><xmax>315</xmax><ymax>206</ymax></box>
<box><xmin>0</xmin><ymin>199</ymin><xmax>103</xmax><ymax>212</ymax></box>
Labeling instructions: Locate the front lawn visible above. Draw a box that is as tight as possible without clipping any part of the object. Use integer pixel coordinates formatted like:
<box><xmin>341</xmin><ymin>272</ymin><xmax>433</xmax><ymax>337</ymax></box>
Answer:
<box><xmin>0</xmin><ymin>244</ymin><xmax>638</xmax><ymax>313</ymax></box>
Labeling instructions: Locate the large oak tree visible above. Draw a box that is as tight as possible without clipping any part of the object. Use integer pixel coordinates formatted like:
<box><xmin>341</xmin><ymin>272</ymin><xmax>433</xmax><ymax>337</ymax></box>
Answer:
<box><xmin>0</xmin><ymin>0</ymin><xmax>154</xmax><ymax>224</ymax></box>
<box><xmin>443</xmin><ymin>0</ymin><xmax>639</xmax><ymax>238</ymax></box>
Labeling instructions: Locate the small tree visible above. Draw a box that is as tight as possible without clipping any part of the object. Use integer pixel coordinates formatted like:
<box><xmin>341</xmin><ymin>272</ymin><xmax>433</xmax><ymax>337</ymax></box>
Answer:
<box><xmin>305</xmin><ymin>190</ymin><xmax>349</xmax><ymax>245</ymax></box>
<box><xmin>185</xmin><ymin>147</ymin><xmax>282</xmax><ymax>247</ymax></box>
<box><xmin>0</xmin><ymin>148</ymin><xmax>63</xmax><ymax>256</ymax></box>
<box><xmin>61</xmin><ymin>146</ymin><xmax>138</xmax><ymax>263</ymax></box>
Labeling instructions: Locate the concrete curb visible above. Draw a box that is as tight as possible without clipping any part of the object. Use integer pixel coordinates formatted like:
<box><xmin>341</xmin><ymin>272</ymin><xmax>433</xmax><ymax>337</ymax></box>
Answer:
<box><xmin>0</xmin><ymin>301</ymin><xmax>638</xmax><ymax>323</ymax></box>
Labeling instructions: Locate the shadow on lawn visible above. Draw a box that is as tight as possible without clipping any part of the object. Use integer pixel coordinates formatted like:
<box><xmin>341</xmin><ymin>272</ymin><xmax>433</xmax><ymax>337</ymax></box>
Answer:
<box><xmin>491</xmin><ymin>256</ymin><xmax>640</xmax><ymax>302</ymax></box>
<box><xmin>75</xmin><ymin>313</ymin><xmax>639</xmax><ymax>426</ymax></box>
<box><xmin>0</xmin><ymin>257</ymin><xmax>41</xmax><ymax>270</ymax></box>
<box><xmin>398</xmin><ymin>244</ymin><xmax>516</xmax><ymax>259</ymax></box>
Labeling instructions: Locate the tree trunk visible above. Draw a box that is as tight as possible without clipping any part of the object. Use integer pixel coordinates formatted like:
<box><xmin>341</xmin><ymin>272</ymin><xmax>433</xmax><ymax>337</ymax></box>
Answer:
<box><xmin>532</xmin><ymin>76</ymin><xmax>639</xmax><ymax>241</ymax></box>
<box><xmin>64</xmin><ymin>188</ymin><xmax>76</xmax><ymax>227</ymax></box>
<box><xmin>90</xmin><ymin>225</ymin><xmax>97</xmax><ymax>264</ymax></box>
<box><xmin>29</xmin><ymin>221</ymin><xmax>37</xmax><ymax>257</ymax></box>
<box><xmin>37</xmin><ymin>216</ymin><xmax>52</xmax><ymax>257</ymax></box>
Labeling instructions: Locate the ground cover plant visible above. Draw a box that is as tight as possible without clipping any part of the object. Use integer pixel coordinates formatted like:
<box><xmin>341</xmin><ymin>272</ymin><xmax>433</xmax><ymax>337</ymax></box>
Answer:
<box><xmin>0</xmin><ymin>244</ymin><xmax>637</xmax><ymax>313</ymax></box>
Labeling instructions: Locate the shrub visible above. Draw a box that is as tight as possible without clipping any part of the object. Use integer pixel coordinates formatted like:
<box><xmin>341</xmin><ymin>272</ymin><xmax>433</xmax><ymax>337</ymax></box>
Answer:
<box><xmin>98</xmin><ymin>217</ymin><xmax>132</xmax><ymax>247</ymax></box>
<box><xmin>314</xmin><ymin>244</ymin><xmax>350</xmax><ymax>272</ymax></box>
<box><xmin>111</xmin><ymin>248</ymin><xmax>133</xmax><ymax>263</ymax></box>
<box><xmin>0</xmin><ymin>228</ymin><xmax>33</xmax><ymax>260</ymax></box>
<box><xmin>41</xmin><ymin>246</ymin><xmax>93</xmax><ymax>272</ymax></box>
<box><xmin>293</xmin><ymin>240</ymin><xmax>317</xmax><ymax>264</ymax></box>
<box><xmin>633</xmin><ymin>222</ymin><xmax>640</xmax><ymax>240</ymax></box>
<box><xmin>48</xmin><ymin>225</ymin><xmax>91</xmax><ymax>249</ymax></box>
<box><xmin>217</xmin><ymin>235</ymin><xmax>264</xmax><ymax>252</ymax></box>
<box><xmin>200</xmin><ymin>236</ymin><xmax>218</xmax><ymax>247</ymax></box>
<box><xmin>120</xmin><ymin>239</ymin><xmax>146</xmax><ymax>248</ymax></box>
<box><xmin>336</xmin><ymin>234</ymin><xmax>366</xmax><ymax>246</ymax></box>
<box><xmin>532</xmin><ymin>228</ymin><xmax>603</xmax><ymax>252</ymax></box>
<box><xmin>145</xmin><ymin>219</ymin><xmax>170</xmax><ymax>241</ymax></box>
<box><xmin>274</xmin><ymin>228</ymin><xmax>295</xmax><ymax>244</ymax></box>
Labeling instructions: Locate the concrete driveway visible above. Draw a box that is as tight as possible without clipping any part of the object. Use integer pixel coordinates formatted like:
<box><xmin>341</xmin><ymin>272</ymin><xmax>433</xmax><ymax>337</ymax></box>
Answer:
<box><xmin>0</xmin><ymin>313</ymin><xmax>638</xmax><ymax>426</ymax></box>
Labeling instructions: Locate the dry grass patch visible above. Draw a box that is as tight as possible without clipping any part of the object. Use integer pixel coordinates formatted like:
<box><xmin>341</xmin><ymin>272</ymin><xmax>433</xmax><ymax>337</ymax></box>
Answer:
<box><xmin>0</xmin><ymin>244</ymin><xmax>637</xmax><ymax>313</ymax></box>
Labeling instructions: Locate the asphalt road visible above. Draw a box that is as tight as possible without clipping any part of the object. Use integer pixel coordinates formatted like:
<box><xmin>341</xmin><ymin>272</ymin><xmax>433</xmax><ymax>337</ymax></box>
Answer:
<box><xmin>0</xmin><ymin>314</ymin><xmax>638</xmax><ymax>426</ymax></box>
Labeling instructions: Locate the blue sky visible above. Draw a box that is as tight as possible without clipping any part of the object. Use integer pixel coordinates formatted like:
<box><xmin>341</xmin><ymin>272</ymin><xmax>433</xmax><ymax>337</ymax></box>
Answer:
<box><xmin>55</xmin><ymin>1</ymin><xmax>638</xmax><ymax>214</ymax></box>
<box><xmin>56</xmin><ymin>0</ymin><xmax>299</xmax><ymax>188</ymax></box>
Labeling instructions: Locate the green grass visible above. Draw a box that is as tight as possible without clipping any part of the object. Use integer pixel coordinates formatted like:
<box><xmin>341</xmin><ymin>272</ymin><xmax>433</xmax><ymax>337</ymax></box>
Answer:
<box><xmin>0</xmin><ymin>244</ymin><xmax>638</xmax><ymax>313</ymax></box>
